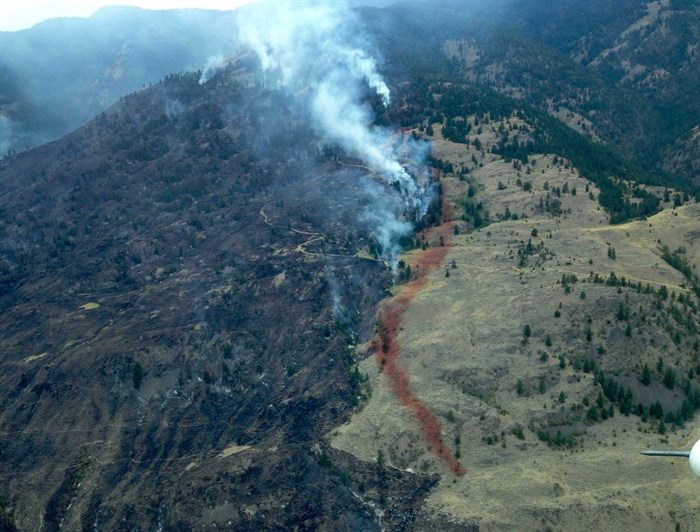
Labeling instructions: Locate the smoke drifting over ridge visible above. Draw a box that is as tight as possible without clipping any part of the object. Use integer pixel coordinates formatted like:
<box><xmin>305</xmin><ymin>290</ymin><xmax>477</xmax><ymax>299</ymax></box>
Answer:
<box><xmin>236</xmin><ymin>1</ymin><xmax>433</xmax><ymax>261</ymax></box>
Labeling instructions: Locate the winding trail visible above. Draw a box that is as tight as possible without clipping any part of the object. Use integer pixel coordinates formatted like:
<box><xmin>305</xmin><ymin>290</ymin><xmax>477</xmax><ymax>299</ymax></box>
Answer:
<box><xmin>372</xmin><ymin>177</ymin><xmax>466</xmax><ymax>477</ymax></box>
<box><xmin>260</xmin><ymin>203</ymin><xmax>325</xmax><ymax>256</ymax></box>
<box><xmin>260</xmin><ymin>202</ymin><xmax>381</xmax><ymax>261</ymax></box>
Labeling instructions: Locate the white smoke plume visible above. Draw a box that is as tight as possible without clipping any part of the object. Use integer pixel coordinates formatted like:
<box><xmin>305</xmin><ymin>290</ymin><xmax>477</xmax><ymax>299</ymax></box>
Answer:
<box><xmin>0</xmin><ymin>115</ymin><xmax>16</xmax><ymax>157</ymax></box>
<box><xmin>324</xmin><ymin>265</ymin><xmax>347</xmax><ymax>320</ymax></box>
<box><xmin>199</xmin><ymin>54</ymin><xmax>227</xmax><ymax>85</ymax></box>
<box><xmin>236</xmin><ymin>1</ymin><xmax>433</xmax><ymax>259</ymax></box>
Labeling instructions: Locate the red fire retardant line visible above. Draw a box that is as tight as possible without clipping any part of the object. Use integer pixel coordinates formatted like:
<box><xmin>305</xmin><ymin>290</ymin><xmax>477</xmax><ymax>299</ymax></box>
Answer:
<box><xmin>371</xmin><ymin>183</ymin><xmax>466</xmax><ymax>477</ymax></box>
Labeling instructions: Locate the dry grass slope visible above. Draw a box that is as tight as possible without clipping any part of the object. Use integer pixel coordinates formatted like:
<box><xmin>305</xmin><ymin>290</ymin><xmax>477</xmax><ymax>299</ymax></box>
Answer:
<box><xmin>332</xmin><ymin>120</ymin><xmax>700</xmax><ymax>530</ymax></box>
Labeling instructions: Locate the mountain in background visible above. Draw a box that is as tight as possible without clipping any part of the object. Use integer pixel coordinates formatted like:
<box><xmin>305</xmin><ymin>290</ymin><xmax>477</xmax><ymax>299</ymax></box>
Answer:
<box><xmin>2</xmin><ymin>1</ymin><xmax>699</xmax><ymax>187</ymax></box>
<box><xmin>0</xmin><ymin>2</ymin><xmax>403</xmax><ymax>156</ymax></box>
<box><xmin>0</xmin><ymin>7</ymin><xmax>240</xmax><ymax>154</ymax></box>
<box><xmin>430</xmin><ymin>0</ymin><xmax>700</xmax><ymax>183</ymax></box>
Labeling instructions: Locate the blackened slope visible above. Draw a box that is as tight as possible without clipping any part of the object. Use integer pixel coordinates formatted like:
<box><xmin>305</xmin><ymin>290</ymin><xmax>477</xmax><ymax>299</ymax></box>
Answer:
<box><xmin>0</xmin><ymin>68</ymin><xmax>433</xmax><ymax>530</ymax></box>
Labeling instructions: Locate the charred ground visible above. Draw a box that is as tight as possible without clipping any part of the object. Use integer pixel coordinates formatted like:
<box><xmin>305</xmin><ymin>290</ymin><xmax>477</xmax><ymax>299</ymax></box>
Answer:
<box><xmin>0</xmin><ymin>66</ymin><xmax>440</xmax><ymax>530</ymax></box>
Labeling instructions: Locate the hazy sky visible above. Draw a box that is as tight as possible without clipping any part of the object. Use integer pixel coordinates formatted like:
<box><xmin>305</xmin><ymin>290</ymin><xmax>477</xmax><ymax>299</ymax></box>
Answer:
<box><xmin>0</xmin><ymin>1</ymin><xmax>258</xmax><ymax>31</ymax></box>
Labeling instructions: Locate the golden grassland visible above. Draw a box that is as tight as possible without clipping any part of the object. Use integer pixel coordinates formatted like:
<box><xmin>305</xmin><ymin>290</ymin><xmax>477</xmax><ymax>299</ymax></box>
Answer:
<box><xmin>332</xmin><ymin>120</ymin><xmax>700</xmax><ymax>530</ymax></box>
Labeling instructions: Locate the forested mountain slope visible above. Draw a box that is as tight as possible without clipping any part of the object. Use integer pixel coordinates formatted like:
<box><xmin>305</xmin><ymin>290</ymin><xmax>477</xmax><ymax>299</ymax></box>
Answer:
<box><xmin>377</xmin><ymin>0</ymin><xmax>700</xmax><ymax>184</ymax></box>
